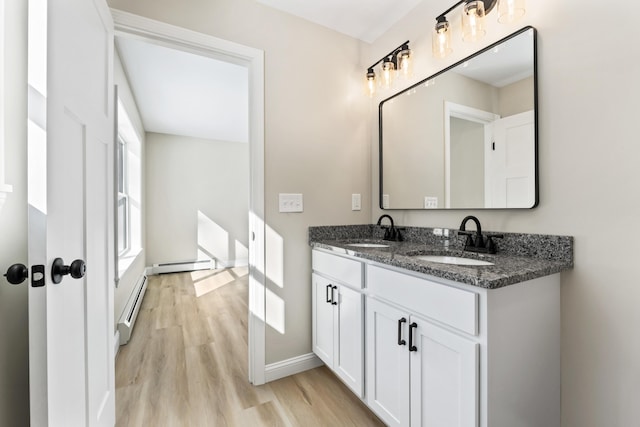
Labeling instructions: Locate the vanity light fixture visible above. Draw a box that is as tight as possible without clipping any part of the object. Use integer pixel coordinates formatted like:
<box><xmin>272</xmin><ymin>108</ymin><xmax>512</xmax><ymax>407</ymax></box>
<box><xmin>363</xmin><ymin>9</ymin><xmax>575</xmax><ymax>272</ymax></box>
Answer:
<box><xmin>432</xmin><ymin>0</ymin><xmax>525</xmax><ymax>58</ymax></box>
<box><xmin>364</xmin><ymin>41</ymin><xmax>412</xmax><ymax>98</ymax></box>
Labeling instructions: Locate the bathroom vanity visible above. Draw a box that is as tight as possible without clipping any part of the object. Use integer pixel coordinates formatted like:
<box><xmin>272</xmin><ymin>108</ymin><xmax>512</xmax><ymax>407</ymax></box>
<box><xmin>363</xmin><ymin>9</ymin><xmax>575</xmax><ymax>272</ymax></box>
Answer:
<box><xmin>309</xmin><ymin>225</ymin><xmax>573</xmax><ymax>427</ymax></box>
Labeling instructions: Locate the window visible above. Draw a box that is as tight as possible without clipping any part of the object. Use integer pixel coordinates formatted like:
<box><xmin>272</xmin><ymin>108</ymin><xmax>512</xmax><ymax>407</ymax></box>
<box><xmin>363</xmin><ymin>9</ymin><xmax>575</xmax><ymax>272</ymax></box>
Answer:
<box><xmin>116</xmin><ymin>136</ymin><xmax>130</xmax><ymax>255</ymax></box>
<box><xmin>115</xmin><ymin>97</ymin><xmax>142</xmax><ymax>273</ymax></box>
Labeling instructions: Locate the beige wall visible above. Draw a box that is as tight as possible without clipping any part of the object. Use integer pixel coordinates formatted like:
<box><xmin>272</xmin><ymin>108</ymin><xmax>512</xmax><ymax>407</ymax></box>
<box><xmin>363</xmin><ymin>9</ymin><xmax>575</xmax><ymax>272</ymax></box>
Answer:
<box><xmin>145</xmin><ymin>132</ymin><xmax>249</xmax><ymax>267</ymax></box>
<box><xmin>0</xmin><ymin>1</ymin><xmax>29</xmax><ymax>424</ymax></box>
<box><xmin>107</xmin><ymin>0</ymin><xmax>372</xmax><ymax>363</ymax></box>
<box><xmin>498</xmin><ymin>76</ymin><xmax>534</xmax><ymax>116</ymax></box>
<box><xmin>370</xmin><ymin>1</ymin><xmax>640</xmax><ymax>425</ymax></box>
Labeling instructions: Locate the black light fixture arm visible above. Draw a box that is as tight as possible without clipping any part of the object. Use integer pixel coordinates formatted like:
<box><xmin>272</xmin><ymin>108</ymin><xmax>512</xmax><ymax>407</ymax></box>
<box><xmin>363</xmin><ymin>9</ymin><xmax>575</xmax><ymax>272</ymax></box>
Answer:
<box><xmin>367</xmin><ymin>40</ymin><xmax>410</xmax><ymax>71</ymax></box>
<box><xmin>436</xmin><ymin>0</ymin><xmax>498</xmax><ymax>21</ymax></box>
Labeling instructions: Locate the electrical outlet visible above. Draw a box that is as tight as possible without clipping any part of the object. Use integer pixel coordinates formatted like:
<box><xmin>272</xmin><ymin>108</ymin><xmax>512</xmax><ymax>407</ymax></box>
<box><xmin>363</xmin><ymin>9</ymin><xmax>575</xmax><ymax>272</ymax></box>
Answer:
<box><xmin>424</xmin><ymin>196</ymin><xmax>438</xmax><ymax>209</ymax></box>
<box><xmin>382</xmin><ymin>194</ymin><xmax>390</xmax><ymax>209</ymax></box>
<box><xmin>433</xmin><ymin>228</ymin><xmax>443</xmax><ymax>236</ymax></box>
<box><xmin>352</xmin><ymin>194</ymin><xmax>361</xmax><ymax>211</ymax></box>
<box><xmin>278</xmin><ymin>193</ymin><xmax>303</xmax><ymax>213</ymax></box>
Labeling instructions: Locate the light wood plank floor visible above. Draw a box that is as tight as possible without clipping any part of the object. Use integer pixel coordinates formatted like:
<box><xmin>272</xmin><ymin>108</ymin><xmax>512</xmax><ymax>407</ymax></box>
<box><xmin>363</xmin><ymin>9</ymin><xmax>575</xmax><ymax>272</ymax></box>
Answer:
<box><xmin>115</xmin><ymin>268</ymin><xmax>384</xmax><ymax>427</ymax></box>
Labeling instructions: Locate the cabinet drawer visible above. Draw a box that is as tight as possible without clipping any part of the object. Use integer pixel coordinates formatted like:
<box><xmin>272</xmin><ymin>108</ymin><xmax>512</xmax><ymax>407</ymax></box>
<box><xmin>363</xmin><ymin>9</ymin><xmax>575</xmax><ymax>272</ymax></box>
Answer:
<box><xmin>367</xmin><ymin>265</ymin><xmax>478</xmax><ymax>335</ymax></box>
<box><xmin>312</xmin><ymin>250</ymin><xmax>363</xmax><ymax>288</ymax></box>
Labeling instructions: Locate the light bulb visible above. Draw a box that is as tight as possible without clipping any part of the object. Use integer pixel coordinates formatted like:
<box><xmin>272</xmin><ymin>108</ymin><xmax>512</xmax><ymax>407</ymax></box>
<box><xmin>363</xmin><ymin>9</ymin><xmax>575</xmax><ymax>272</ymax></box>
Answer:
<box><xmin>380</xmin><ymin>59</ymin><xmax>396</xmax><ymax>89</ymax></box>
<box><xmin>498</xmin><ymin>0</ymin><xmax>525</xmax><ymax>24</ymax></box>
<box><xmin>462</xmin><ymin>1</ymin><xmax>486</xmax><ymax>42</ymax></box>
<box><xmin>397</xmin><ymin>47</ymin><xmax>413</xmax><ymax>80</ymax></box>
<box><xmin>364</xmin><ymin>69</ymin><xmax>376</xmax><ymax>98</ymax></box>
<box><xmin>432</xmin><ymin>18</ymin><xmax>452</xmax><ymax>58</ymax></box>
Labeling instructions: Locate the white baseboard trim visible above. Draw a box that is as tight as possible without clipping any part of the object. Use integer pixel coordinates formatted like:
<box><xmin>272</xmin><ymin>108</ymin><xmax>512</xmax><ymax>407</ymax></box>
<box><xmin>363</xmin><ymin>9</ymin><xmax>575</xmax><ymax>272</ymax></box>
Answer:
<box><xmin>114</xmin><ymin>330</ymin><xmax>121</xmax><ymax>360</ymax></box>
<box><xmin>264</xmin><ymin>352</ymin><xmax>324</xmax><ymax>383</ymax></box>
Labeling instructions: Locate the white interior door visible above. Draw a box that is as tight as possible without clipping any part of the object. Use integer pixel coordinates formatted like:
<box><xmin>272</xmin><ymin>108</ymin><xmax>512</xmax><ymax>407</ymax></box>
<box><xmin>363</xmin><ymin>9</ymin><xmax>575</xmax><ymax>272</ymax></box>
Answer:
<box><xmin>485</xmin><ymin>110</ymin><xmax>535</xmax><ymax>208</ymax></box>
<box><xmin>28</xmin><ymin>0</ymin><xmax>115</xmax><ymax>425</ymax></box>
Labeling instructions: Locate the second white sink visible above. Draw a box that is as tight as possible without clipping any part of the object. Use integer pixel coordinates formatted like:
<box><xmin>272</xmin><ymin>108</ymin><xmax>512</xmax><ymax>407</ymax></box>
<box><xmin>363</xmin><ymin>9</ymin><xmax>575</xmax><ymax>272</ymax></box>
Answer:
<box><xmin>416</xmin><ymin>255</ymin><xmax>494</xmax><ymax>266</ymax></box>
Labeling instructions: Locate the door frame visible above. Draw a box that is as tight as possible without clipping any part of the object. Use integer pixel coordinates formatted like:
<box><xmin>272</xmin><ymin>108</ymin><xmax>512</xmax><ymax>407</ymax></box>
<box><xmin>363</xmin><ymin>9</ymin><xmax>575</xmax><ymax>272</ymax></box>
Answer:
<box><xmin>111</xmin><ymin>9</ymin><xmax>266</xmax><ymax>384</ymax></box>
<box><xmin>443</xmin><ymin>101</ymin><xmax>500</xmax><ymax>208</ymax></box>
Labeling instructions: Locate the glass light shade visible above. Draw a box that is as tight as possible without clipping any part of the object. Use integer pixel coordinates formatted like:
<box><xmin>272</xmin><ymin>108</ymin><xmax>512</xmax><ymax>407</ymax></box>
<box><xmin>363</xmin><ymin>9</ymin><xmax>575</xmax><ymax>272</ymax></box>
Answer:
<box><xmin>365</xmin><ymin>70</ymin><xmax>376</xmax><ymax>98</ymax></box>
<box><xmin>432</xmin><ymin>20</ymin><xmax>452</xmax><ymax>58</ymax></box>
<box><xmin>380</xmin><ymin>59</ymin><xmax>396</xmax><ymax>89</ymax></box>
<box><xmin>498</xmin><ymin>0</ymin><xmax>525</xmax><ymax>23</ymax></box>
<box><xmin>397</xmin><ymin>48</ymin><xmax>413</xmax><ymax>80</ymax></box>
<box><xmin>462</xmin><ymin>1</ymin><xmax>486</xmax><ymax>42</ymax></box>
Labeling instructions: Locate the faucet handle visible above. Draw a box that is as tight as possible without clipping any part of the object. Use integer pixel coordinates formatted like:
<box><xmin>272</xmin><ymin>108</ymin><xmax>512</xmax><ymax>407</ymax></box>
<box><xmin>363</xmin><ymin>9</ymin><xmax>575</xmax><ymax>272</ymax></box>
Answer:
<box><xmin>486</xmin><ymin>234</ymin><xmax>504</xmax><ymax>254</ymax></box>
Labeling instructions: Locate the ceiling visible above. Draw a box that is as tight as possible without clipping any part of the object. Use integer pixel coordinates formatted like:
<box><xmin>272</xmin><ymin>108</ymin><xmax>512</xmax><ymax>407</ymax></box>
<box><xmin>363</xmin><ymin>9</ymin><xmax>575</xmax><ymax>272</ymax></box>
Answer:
<box><xmin>452</xmin><ymin>28</ymin><xmax>534</xmax><ymax>87</ymax></box>
<box><xmin>115</xmin><ymin>1</ymin><xmax>424</xmax><ymax>142</ymax></box>
<box><xmin>256</xmin><ymin>0</ymin><xmax>423</xmax><ymax>43</ymax></box>
<box><xmin>116</xmin><ymin>37</ymin><xmax>249</xmax><ymax>143</ymax></box>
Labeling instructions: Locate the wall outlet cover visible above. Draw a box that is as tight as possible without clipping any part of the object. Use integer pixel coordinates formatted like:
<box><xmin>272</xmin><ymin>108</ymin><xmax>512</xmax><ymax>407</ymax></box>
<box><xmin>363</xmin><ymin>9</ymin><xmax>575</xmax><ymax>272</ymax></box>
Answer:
<box><xmin>352</xmin><ymin>194</ymin><xmax>361</xmax><ymax>211</ymax></box>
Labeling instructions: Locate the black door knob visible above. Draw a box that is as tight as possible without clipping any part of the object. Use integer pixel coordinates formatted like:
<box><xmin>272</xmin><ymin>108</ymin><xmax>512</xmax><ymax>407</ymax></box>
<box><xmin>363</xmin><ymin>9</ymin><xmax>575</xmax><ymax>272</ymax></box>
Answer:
<box><xmin>51</xmin><ymin>258</ymin><xmax>86</xmax><ymax>284</ymax></box>
<box><xmin>4</xmin><ymin>263</ymin><xmax>29</xmax><ymax>285</ymax></box>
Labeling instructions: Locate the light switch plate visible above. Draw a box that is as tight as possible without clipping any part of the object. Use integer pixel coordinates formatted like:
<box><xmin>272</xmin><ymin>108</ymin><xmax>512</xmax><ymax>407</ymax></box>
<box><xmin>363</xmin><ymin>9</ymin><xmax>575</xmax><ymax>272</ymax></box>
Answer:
<box><xmin>279</xmin><ymin>193</ymin><xmax>303</xmax><ymax>213</ymax></box>
<box><xmin>352</xmin><ymin>194</ymin><xmax>361</xmax><ymax>211</ymax></box>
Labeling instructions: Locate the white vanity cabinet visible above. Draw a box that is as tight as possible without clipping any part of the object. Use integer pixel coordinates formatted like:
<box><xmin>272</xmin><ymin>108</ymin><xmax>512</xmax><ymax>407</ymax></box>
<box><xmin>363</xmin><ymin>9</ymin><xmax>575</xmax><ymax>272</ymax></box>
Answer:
<box><xmin>311</xmin><ymin>248</ymin><xmax>561</xmax><ymax>427</ymax></box>
<box><xmin>311</xmin><ymin>250</ymin><xmax>364</xmax><ymax>397</ymax></box>
<box><xmin>366</xmin><ymin>263</ymin><xmax>561</xmax><ymax>427</ymax></box>
<box><xmin>366</xmin><ymin>266</ymin><xmax>478</xmax><ymax>427</ymax></box>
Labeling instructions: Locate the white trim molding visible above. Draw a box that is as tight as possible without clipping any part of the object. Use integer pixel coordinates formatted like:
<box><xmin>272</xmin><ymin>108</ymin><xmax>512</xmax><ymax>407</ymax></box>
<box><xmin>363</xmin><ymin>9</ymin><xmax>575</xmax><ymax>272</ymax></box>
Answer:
<box><xmin>110</xmin><ymin>9</ymin><xmax>267</xmax><ymax>385</ymax></box>
<box><xmin>265</xmin><ymin>353</ymin><xmax>324</xmax><ymax>383</ymax></box>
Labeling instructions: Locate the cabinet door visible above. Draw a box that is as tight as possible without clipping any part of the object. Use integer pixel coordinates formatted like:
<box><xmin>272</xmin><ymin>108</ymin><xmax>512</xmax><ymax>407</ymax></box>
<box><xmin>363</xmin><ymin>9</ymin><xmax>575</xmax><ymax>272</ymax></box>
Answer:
<box><xmin>312</xmin><ymin>274</ymin><xmax>334</xmax><ymax>366</ymax></box>
<box><xmin>366</xmin><ymin>298</ymin><xmax>410</xmax><ymax>427</ymax></box>
<box><xmin>409</xmin><ymin>318</ymin><xmax>478</xmax><ymax>427</ymax></box>
<box><xmin>335</xmin><ymin>285</ymin><xmax>364</xmax><ymax>397</ymax></box>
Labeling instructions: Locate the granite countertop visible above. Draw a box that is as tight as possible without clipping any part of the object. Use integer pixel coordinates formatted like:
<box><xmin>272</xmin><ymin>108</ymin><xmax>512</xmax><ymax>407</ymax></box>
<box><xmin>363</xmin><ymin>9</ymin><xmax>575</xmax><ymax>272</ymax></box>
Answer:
<box><xmin>309</xmin><ymin>225</ymin><xmax>574</xmax><ymax>290</ymax></box>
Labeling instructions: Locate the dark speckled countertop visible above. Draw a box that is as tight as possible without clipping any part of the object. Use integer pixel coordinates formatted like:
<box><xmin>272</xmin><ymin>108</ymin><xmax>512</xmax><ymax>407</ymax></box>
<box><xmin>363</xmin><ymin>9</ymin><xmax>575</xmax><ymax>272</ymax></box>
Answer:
<box><xmin>309</xmin><ymin>225</ymin><xmax>573</xmax><ymax>289</ymax></box>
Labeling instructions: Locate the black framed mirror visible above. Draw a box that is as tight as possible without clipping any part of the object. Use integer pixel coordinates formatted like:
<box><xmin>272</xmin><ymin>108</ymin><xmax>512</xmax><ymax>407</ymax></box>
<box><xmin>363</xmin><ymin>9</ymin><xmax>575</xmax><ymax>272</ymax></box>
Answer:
<box><xmin>380</xmin><ymin>26</ymin><xmax>537</xmax><ymax>210</ymax></box>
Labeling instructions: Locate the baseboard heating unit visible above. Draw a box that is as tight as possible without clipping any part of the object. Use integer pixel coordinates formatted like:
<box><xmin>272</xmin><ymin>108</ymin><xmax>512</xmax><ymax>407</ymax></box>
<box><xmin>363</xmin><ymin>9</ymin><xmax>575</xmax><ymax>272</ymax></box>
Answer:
<box><xmin>118</xmin><ymin>274</ymin><xmax>148</xmax><ymax>345</ymax></box>
<box><xmin>150</xmin><ymin>259</ymin><xmax>215</xmax><ymax>275</ymax></box>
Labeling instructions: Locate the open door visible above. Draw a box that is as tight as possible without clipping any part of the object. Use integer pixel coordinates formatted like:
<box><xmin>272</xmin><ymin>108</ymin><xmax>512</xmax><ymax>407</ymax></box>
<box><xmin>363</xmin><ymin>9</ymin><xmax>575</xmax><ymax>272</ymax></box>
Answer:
<box><xmin>27</xmin><ymin>0</ymin><xmax>115</xmax><ymax>425</ymax></box>
<box><xmin>485</xmin><ymin>110</ymin><xmax>535</xmax><ymax>208</ymax></box>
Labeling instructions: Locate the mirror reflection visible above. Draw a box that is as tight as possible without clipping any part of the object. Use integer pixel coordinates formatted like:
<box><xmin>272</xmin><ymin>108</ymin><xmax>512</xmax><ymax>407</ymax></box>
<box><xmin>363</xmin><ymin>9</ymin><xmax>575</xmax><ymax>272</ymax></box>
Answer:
<box><xmin>380</xmin><ymin>26</ymin><xmax>537</xmax><ymax>210</ymax></box>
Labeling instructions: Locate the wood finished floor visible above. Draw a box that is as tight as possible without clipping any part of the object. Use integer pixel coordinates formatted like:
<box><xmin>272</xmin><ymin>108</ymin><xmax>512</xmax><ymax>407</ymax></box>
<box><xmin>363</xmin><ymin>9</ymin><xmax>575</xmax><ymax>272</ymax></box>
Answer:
<box><xmin>115</xmin><ymin>268</ymin><xmax>384</xmax><ymax>427</ymax></box>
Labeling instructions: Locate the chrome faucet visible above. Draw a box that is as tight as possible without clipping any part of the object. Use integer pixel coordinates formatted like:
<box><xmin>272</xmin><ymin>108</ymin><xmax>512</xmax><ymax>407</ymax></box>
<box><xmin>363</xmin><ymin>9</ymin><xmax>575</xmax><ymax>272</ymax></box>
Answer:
<box><xmin>458</xmin><ymin>215</ymin><xmax>502</xmax><ymax>254</ymax></box>
<box><xmin>376</xmin><ymin>214</ymin><xmax>403</xmax><ymax>241</ymax></box>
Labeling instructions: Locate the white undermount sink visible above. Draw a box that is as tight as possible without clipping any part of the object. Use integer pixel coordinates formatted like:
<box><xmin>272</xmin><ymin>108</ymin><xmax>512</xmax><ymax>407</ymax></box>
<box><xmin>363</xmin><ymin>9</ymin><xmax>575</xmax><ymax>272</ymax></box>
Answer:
<box><xmin>346</xmin><ymin>243</ymin><xmax>390</xmax><ymax>248</ymax></box>
<box><xmin>415</xmin><ymin>255</ymin><xmax>494</xmax><ymax>266</ymax></box>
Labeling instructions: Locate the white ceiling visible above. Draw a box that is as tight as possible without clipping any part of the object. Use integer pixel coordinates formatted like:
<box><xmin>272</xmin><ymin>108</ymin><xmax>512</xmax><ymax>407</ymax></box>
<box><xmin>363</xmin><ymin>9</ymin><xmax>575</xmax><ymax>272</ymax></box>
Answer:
<box><xmin>256</xmin><ymin>0</ymin><xmax>423</xmax><ymax>43</ymax></box>
<box><xmin>115</xmin><ymin>37</ymin><xmax>249</xmax><ymax>143</ymax></box>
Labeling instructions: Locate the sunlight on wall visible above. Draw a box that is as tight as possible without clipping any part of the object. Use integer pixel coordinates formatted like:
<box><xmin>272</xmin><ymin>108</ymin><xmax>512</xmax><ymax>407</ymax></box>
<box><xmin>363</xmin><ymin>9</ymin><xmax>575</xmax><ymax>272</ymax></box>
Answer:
<box><xmin>265</xmin><ymin>224</ymin><xmax>283</xmax><ymax>288</ymax></box>
<box><xmin>266</xmin><ymin>288</ymin><xmax>285</xmax><ymax>334</ymax></box>
<box><xmin>197</xmin><ymin>210</ymin><xmax>228</xmax><ymax>262</ymax></box>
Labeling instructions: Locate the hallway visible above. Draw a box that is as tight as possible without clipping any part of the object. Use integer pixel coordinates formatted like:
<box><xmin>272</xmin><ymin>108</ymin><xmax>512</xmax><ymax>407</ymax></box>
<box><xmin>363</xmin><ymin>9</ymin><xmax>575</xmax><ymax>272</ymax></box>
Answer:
<box><xmin>114</xmin><ymin>269</ymin><xmax>383</xmax><ymax>426</ymax></box>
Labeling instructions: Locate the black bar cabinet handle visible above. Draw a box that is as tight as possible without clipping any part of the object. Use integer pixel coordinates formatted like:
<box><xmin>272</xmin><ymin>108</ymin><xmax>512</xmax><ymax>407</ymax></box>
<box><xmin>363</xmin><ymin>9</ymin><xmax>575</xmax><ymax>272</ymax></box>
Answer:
<box><xmin>326</xmin><ymin>284</ymin><xmax>332</xmax><ymax>303</ymax></box>
<box><xmin>397</xmin><ymin>317</ymin><xmax>407</xmax><ymax>346</ymax></box>
<box><xmin>409</xmin><ymin>322</ymin><xmax>418</xmax><ymax>352</ymax></box>
<box><xmin>331</xmin><ymin>286</ymin><xmax>338</xmax><ymax>305</ymax></box>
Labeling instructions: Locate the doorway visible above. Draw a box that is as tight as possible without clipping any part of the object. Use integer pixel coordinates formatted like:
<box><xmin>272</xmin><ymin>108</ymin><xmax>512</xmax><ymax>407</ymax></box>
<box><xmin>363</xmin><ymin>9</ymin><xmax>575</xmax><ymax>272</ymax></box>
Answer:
<box><xmin>112</xmin><ymin>9</ymin><xmax>266</xmax><ymax>385</ymax></box>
